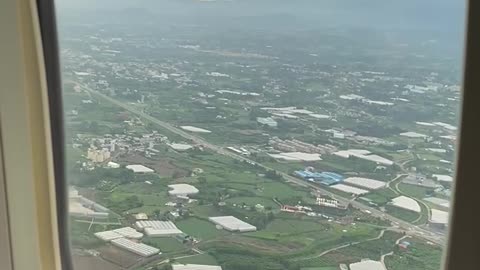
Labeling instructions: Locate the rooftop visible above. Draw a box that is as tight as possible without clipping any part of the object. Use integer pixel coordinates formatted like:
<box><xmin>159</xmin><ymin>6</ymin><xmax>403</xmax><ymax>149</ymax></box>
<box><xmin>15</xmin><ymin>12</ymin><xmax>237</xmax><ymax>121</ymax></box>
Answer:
<box><xmin>430</xmin><ymin>209</ymin><xmax>449</xmax><ymax>224</ymax></box>
<box><xmin>126</xmin><ymin>164</ymin><xmax>154</xmax><ymax>173</ymax></box>
<box><xmin>172</xmin><ymin>264</ymin><xmax>222</xmax><ymax>270</ymax></box>
<box><xmin>111</xmin><ymin>238</ymin><xmax>160</xmax><ymax>257</ymax></box>
<box><xmin>391</xmin><ymin>196</ymin><xmax>421</xmax><ymax>213</ymax></box>
<box><xmin>168</xmin><ymin>184</ymin><xmax>200</xmax><ymax>196</ymax></box>
<box><xmin>350</xmin><ymin>260</ymin><xmax>385</xmax><ymax>270</ymax></box>
<box><xmin>330</xmin><ymin>184</ymin><xmax>369</xmax><ymax>195</ymax></box>
<box><xmin>344</xmin><ymin>177</ymin><xmax>386</xmax><ymax>190</ymax></box>
<box><xmin>208</xmin><ymin>216</ymin><xmax>257</xmax><ymax>232</ymax></box>
<box><xmin>135</xmin><ymin>220</ymin><xmax>183</xmax><ymax>236</ymax></box>
<box><xmin>180</xmin><ymin>126</ymin><xmax>212</xmax><ymax>133</ymax></box>
<box><xmin>268</xmin><ymin>152</ymin><xmax>322</xmax><ymax>162</ymax></box>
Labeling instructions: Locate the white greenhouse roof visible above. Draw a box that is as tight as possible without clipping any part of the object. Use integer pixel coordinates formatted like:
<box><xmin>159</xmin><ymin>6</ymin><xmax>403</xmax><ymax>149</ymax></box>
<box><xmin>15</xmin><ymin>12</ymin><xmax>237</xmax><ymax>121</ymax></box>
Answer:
<box><xmin>343</xmin><ymin>177</ymin><xmax>386</xmax><ymax>190</ymax></box>
<box><xmin>333</xmin><ymin>149</ymin><xmax>393</xmax><ymax>165</ymax></box>
<box><xmin>168</xmin><ymin>184</ymin><xmax>199</xmax><ymax>196</ymax></box>
<box><xmin>95</xmin><ymin>230</ymin><xmax>124</xmax><ymax>241</ymax></box>
<box><xmin>95</xmin><ymin>227</ymin><xmax>143</xmax><ymax>241</ymax></box>
<box><xmin>168</xmin><ymin>143</ymin><xmax>194</xmax><ymax>151</ymax></box>
<box><xmin>350</xmin><ymin>260</ymin><xmax>385</xmax><ymax>270</ymax></box>
<box><xmin>172</xmin><ymin>264</ymin><xmax>222</xmax><ymax>270</ymax></box>
<box><xmin>208</xmin><ymin>216</ymin><xmax>257</xmax><ymax>232</ymax></box>
<box><xmin>423</xmin><ymin>197</ymin><xmax>450</xmax><ymax>209</ymax></box>
<box><xmin>330</xmin><ymin>184</ymin><xmax>369</xmax><ymax>195</ymax></box>
<box><xmin>432</xmin><ymin>174</ymin><xmax>453</xmax><ymax>182</ymax></box>
<box><xmin>135</xmin><ymin>220</ymin><xmax>183</xmax><ymax>236</ymax></box>
<box><xmin>400</xmin><ymin>132</ymin><xmax>428</xmax><ymax>138</ymax></box>
<box><xmin>111</xmin><ymin>238</ymin><xmax>160</xmax><ymax>257</ymax></box>
<box><xmin>430</xmin><ymin>209</ymin><xmax>449</xmax><ymax>224</ymax></box>
<box><xmin>113</xmin><ymin>227</ymin><xmax>144</xmax><ymax>239</ymax></box>
<box><xmin>126</xmin><ymin>164</ymin><xmax>154</xmax><ymax>173</ymax></box>
<box><xmin>180</xmin><ymin>126</ymin><xmax>212</xmax><ymax>133</ymax></box>
<box><xmin>268</xmin><ymin>152</ymin><xmax>322</xmax><ymax>162</ymax></box>
<box><xmin>391</xmin><ymin>196</ymin><xmax>421</xmax><ymax>213</ymax></box>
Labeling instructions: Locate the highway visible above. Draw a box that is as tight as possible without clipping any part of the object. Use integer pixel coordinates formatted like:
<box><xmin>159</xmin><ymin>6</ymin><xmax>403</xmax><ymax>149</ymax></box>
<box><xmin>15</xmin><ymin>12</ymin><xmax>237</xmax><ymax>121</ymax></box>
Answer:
<box><xmin>78</xmin><ymin>83</ymin><xmax>445</xmax><ymax>245</ymax></box>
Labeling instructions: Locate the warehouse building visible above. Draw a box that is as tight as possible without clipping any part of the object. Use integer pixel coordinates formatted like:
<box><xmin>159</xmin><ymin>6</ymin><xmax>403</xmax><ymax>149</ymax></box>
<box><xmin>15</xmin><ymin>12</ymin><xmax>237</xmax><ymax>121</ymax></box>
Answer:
<box><xmin>208</xmin><ymin>216</ymin><xmax>257</xmax><ymax>232</ymax></box>
<box><xmin>135</xmin><ymin>220</ymin><xmax>183</xmax><ymax>237</ymax></box>
<box><xmin>172</xmin><ymin>264</ymin><xmax>222</xmax><ymax>270</ymax></box>
<box><xmin>111</xmin><ymin>238</ymin><xmax>160</xmax><ymax>257</ymax></box>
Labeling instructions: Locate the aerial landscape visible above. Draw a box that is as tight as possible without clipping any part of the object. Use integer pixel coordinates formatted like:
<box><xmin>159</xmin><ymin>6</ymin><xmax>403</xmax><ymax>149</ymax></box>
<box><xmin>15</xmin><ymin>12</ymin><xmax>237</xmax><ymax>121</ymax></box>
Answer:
<box><xmin>59</xmin><ymin>0</ymin><xmax>465</xmax><ymax>269</ymax></box>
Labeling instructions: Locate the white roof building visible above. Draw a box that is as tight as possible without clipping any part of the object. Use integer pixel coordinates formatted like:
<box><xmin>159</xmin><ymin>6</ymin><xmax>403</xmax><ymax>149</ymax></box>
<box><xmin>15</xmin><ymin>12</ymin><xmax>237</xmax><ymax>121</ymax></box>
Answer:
<box><xmin>257</xmin><ymin>117</ymin><xmax>278</xmax><ymax>127</ymax></box>
<box><xmin>350</xmin><ymin>260</ymin><xmax>385</xmax><ymax>270</ymax></box>
<box><xmin>333</xmin><ymin>149</ymin><xmax>393</xmax><ymax>166</ymax></box>
<box><xmin>172</xmin><ymin>264</ymin><xmax>222</xmax><ymax>270</ymax></box>
<box><xmin>111</xmin><ymin>238</ymin><xmax>160</xmax><ymax>257</ymax></box>
<box><xmin>390</xmin><ymin>196</ymin><xmax>421</xmax><ymax>213</ymax></box>
<box><xmin>268</xmin><ymin>152</ymin><xmax>322</xmax><ymax>162</ymax></box>
<box><xmin>208</xmin><ymin>216</ymin><xmax>257</xmax><ymax>232</ymax></box>
<box><xmin>168</xmin><ymin>184</ymin><xmax>199</xmax><ymax>196</ymax></box>
<box><xmin>168</xmin><ymin>143</ymin><xmax>194</xmax><ymax>151</ymax></box>
<box><xmin>343</xmin><ymin>177</ymin><xmax>386</xmax><ymax>190</ymax></box>
<box><xmin>126</xmin><ymin>164</ymin><xmax>154</xmax><ymax>173</ymax></box>
<box><xmin>94</xmin><ymin>227</ymin><xmax>144</xmax><ymax>241</ymax></box>
<box><xmin>135</xmin><ymin>220</ymin><xmax>183</xmax><ymax>237</ymax></box>
<box><xmin>423</xmin><ymin>197</ymin><xmax>450</xmax><ymax>209</ymax></box>
<box><xmin>95</xmin><ymin>230</ymin><xmax>124</xmax><ymax>241</ymax></box>
<box><xmin>432</xmin><ymin>174</ymin><xmax>454</xmax><ymax>183</ymax></box>
<box><xmin>430</xmin><ymin>209</ymin><xmax>449</xmax><ymax>225</ymax></box>
<box><xmin>400</xmin><ymin>132</ymin><xmax>428</xmax><ymax>138</ymax></box>
<box><xmin>180</xmin><ymin>126</ymin><xmax>212</xmax><ymax>133</ymax></box>
<box><xmin>330</xmin><ymin>184</ymin><xmax>369</xmax><ymax>195</ymax></box>
<box><xmin>107</xmin><ymin>161</ymin><xmax>120</xmax><ymax>168</ymax></box>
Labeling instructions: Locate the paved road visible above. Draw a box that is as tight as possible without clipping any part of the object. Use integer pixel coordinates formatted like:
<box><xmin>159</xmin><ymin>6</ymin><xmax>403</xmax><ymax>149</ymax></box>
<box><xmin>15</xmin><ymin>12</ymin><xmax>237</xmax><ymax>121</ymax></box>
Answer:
<box><xmin>78</xmin><ymin>83</ymin><xmax>445</xmax><ymax>245</ymax></box>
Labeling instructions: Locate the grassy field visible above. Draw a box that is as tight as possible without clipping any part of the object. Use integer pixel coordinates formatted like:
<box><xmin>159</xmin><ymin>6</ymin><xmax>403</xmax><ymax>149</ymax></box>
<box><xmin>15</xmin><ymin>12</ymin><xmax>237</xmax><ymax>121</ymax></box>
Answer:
<box><xmin>397</xmin><ymin>183</ymin><xmax>434</xmax><ymax>199</ymax></box>
<box><xmin>176</xmin><ymin>217</ymin><xmax>229</xmax><ymax>241</ymax></box>
<box><xmin>175</xmin><ymin>253</ymin><xmax>218</xmax><ymax>265</ymax></box>
<box><xmin>225</xmin><ymin>196</ymin><xmax>279</xmax><ymax>209</ymax></box>
<box><xmin>246</xmin><ymin>218</ymin><xmax>380</xmax><ymax>254</ymax></box>
<box><xmin>361</xmin><ymin>188</ymin><xmax>398</xmax><ymax>205</ymax></box>
<box><xmin>142</xmin><ymin>237</ymin><xmax>187</xmax><ymax>253</ymax></box>
<box><xmin>385</xmin><ymin>205</ymin><xmax>420</xmax><ymax>223</ymax></box>
<box><xmin>385</xmin><ymin>238</ymin><xmax>443</xmax><ymax>270</ymax></box>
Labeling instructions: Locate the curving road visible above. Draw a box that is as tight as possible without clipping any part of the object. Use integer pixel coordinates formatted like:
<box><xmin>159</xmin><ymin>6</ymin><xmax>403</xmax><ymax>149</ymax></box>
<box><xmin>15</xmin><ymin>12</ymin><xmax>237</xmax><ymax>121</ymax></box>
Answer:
<box><xmin>77</xmin><ymin>83</ymin><xmax>445</xmax><ymax>245</ymax></box>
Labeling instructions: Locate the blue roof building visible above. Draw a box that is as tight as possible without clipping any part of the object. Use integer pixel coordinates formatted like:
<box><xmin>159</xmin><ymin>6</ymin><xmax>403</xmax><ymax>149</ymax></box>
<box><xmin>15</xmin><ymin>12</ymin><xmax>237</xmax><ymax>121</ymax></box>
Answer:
<box><xmin>294</xmin><ymin>170</ymin><xmax>344</xmax><ymax>185</ymax></box>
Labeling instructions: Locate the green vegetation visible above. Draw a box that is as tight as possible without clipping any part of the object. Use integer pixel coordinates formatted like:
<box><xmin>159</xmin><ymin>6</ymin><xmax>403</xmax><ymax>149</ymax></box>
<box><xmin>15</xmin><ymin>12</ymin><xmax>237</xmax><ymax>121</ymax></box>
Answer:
<box><xmin>176</xmin><ymin>218</ymin><xmax>229</xmax><ymax>240</ymax></box>
<box><xmin>175</xmin><ymin>253</ymin><xmax>218</xmax><ymax>265</ymax></box>
<box><xmin>385</xmin><ymin>239</ymin><xmax>443</xmax><ymax>270</ymax></box>
<box><xmin>385</xmin><ymin>205</ymin><xmax>420</xmax><ymax>223</ymax></box>
<box><xmin>69</xmin><ymin>220</ymin><xmax>116</xmax><ymax>248</ymax></box>
<box><xmin>397</xmin><ymin>183</ymin><xmax>435</xmax><ymax>199</ymax></box>
<box><xmin>143</xmin><ymin>237</ymin><xmax>187</xmax><ymax>253</ymax></box>
<box><xmin>361</xmin><ymin>188</ymin><xmax>398</xmax><ymax>206</ymax></box>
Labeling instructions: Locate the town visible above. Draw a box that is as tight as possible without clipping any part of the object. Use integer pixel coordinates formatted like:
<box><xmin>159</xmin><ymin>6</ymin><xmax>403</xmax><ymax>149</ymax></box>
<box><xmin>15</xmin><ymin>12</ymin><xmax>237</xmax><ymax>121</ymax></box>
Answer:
<box><xmin>58</xmin><ymin>1</ymin><xmax>462</xmax><ymax>270</ymax></box>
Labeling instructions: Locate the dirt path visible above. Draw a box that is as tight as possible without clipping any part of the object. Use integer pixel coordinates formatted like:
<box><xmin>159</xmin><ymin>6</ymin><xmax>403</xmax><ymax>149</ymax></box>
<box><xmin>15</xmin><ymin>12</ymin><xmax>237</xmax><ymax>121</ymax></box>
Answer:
<box><xmin>380</xmin><ymin>235</ymin><xmax>410</xmax><ymax>269</ymax></box>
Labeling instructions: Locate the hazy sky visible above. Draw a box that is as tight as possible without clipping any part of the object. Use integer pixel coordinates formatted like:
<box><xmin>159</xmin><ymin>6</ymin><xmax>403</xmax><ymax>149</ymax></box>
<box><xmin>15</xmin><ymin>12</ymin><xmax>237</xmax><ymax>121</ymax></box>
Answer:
<box><xmin>56</xmin><ymin>0</ymin><xmax>466</xmax><ymax>33</ymax></box>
